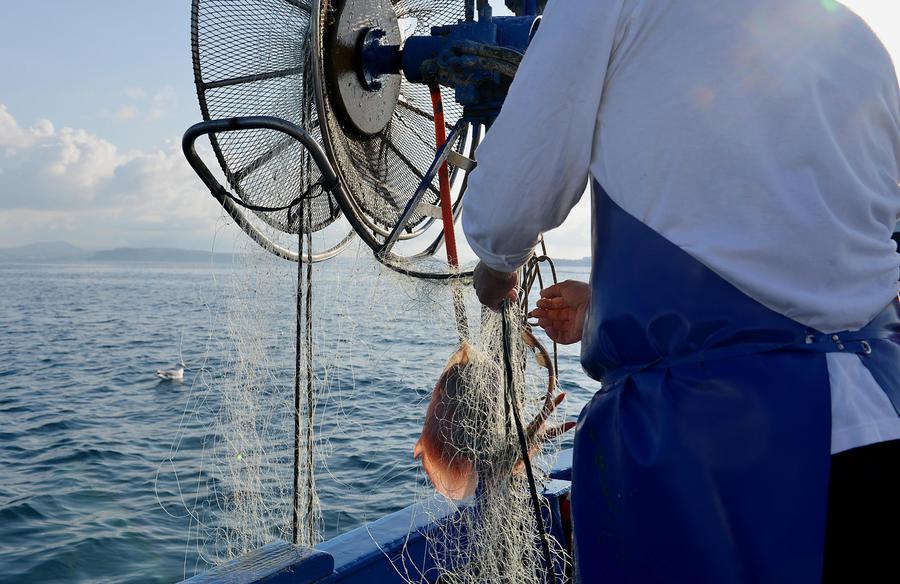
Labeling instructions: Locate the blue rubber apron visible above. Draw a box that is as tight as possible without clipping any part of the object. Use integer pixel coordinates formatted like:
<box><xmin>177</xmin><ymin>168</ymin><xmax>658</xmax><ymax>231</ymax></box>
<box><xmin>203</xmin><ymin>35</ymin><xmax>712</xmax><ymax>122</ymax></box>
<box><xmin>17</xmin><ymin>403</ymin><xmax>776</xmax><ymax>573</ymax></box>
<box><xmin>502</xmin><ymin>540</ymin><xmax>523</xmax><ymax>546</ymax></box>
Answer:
<box><xmin>572</xmin><ymin>183</ymin><xmax>900</xmax><ymax>583</ymax></box>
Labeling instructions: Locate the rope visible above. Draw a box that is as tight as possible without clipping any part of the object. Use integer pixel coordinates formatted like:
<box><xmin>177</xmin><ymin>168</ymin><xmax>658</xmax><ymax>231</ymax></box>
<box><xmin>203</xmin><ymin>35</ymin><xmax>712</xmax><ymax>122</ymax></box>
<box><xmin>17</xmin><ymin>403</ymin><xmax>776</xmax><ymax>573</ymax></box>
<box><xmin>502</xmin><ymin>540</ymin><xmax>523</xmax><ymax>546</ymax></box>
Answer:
<box><xmin>521</xmin><ymin>244</ymin><xmax>560</xmax><ymax>377</ymax></box>
<box><xmin>501</xmin><ymin>301</ymin><xmax>557</xmax><ymax>584</ymax></box>
<box><xmin>373</xmin><ymin>253</ymin><xmax>475</xmax><ymax>281</ymax></box>
<box><xmin>304</xmin><ymin>203</ymin><xmax>315</xmax><ymax>540</ymax></box>
<box><xmin>292</xmin><ymin>199</ymin><xmax>316</xmax><ymax>545</ymax></box>
<box><xmin>292</xmin><ymin>200</ymin><xmax>303</xmax><ymax>544</ymax></box>
<box><xmin>221</xmin><ymin>180</ymin><xmax>324</xmax><ymax>214</ymax></box>
<box><xmin>292</xmin><ymin>80</ymin><xmax>319</xmax><ymax>545</ymax></box>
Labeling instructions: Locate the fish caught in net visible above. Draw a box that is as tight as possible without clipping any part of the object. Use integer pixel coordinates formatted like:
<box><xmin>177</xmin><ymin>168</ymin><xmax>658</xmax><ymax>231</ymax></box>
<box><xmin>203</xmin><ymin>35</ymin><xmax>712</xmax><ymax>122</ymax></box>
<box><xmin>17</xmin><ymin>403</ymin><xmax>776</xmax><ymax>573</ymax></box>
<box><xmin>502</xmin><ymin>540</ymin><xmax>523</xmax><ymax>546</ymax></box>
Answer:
<box><xmin>411</xmin><ymin>306</ymin><xmax>574</xmax><ymax>583</ymax></box>
<box><xmin>414</xmin><ymin>325</ymin><xmax>572</xmax><ymax>501</ymax></box>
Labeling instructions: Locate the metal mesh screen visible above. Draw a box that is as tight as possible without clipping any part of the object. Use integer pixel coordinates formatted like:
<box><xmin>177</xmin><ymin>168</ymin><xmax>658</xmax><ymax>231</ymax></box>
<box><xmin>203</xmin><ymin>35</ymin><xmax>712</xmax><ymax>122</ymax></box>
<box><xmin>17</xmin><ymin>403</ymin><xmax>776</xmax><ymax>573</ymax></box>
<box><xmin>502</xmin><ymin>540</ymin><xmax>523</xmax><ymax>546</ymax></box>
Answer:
<box><xmin>192</xmin><ymin>0</ymin><xmax>338</xmax><ymax>234</ymax></box>
<box><xmin>193</xmin><ymin>0</ymin><xmax>468</xmax><ymax>238</ymax></box>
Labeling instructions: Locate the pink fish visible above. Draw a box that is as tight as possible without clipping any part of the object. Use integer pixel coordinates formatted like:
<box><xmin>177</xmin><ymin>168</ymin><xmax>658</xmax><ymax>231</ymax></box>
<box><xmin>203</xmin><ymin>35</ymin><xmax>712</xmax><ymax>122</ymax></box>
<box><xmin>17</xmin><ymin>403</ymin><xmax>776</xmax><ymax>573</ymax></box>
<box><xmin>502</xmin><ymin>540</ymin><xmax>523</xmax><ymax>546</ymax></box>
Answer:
<box><xmin>414</xmin><ymin>330</ymin><xmax>576</xmax><ymax>500</ymax></box>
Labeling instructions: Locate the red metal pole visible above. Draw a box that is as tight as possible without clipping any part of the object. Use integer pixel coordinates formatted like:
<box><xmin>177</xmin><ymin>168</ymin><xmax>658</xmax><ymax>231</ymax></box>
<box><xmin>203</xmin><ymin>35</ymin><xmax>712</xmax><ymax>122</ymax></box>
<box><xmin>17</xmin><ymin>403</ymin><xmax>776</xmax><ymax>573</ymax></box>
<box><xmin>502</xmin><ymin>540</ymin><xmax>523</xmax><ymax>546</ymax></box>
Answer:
<box><xmin>429</xmin><ymin>84</ymin><xmax>460</xmax><ymax>268</ymax></box>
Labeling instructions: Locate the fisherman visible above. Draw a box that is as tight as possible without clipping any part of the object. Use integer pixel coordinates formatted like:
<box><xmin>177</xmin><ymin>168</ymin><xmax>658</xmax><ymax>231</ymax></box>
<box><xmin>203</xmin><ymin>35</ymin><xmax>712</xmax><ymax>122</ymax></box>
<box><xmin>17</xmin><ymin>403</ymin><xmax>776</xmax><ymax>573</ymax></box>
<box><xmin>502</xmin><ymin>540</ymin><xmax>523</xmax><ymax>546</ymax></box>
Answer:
<box><xmin>462</xmin><ymin>1</ymin><xmax>900</xmax><ymax>582</ymax></box>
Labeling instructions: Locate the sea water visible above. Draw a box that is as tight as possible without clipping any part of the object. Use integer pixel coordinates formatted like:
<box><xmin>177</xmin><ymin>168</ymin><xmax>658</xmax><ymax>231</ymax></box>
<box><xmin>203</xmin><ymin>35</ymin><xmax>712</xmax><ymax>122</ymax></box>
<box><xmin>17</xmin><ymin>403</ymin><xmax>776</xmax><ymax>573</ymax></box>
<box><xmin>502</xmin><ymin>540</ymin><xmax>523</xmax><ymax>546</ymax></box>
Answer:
<box><xmin>0</xmin><ymin>260</ymin><xmax>594</xmax><ymax>584</ymax></box>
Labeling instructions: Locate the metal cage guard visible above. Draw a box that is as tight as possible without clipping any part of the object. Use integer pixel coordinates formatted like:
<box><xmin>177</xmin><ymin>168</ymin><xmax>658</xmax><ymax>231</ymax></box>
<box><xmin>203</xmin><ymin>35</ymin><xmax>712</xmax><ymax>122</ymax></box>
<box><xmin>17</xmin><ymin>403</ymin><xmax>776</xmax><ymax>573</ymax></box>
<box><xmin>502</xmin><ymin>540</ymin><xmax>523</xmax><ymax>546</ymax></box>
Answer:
<box><xmin>183</xmin><ymin>117</ymin><xmax>352</xmax><ymax>263</ymax></box>
<box><xmin>182</xmin><ymin>116</ymin><xmax>476</xmax><ymax>278</ymax></box>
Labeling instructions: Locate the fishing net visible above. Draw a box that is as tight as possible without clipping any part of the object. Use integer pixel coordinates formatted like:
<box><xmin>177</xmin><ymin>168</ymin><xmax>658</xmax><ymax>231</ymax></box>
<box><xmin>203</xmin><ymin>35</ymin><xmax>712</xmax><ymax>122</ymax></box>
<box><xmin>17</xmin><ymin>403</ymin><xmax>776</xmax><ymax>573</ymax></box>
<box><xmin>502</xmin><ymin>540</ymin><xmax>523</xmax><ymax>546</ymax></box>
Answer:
<box><xmin>411</xmin><ymin>307</ymin><xmax>570</xmax><ymax>583</ymax></box>
<box><xmin>157</xmin><ymin>234</ymin><xmax>318</xmax><ymax>568</ymax></box>
<box><xmin>157</xmin><ymin>218</ymin><xmax>572</xmax><ymax>582</ymax></box>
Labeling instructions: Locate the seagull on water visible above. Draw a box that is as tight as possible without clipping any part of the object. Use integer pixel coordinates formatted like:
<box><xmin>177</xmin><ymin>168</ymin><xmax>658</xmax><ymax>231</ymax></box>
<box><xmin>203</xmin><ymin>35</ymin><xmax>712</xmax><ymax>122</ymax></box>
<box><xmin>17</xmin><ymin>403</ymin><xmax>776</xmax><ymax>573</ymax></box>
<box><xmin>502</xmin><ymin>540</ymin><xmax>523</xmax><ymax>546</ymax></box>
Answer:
<box><xmin>156</xmin><ymin>362</ymin><xmax>186</xmax><ymax>381</ymax></box>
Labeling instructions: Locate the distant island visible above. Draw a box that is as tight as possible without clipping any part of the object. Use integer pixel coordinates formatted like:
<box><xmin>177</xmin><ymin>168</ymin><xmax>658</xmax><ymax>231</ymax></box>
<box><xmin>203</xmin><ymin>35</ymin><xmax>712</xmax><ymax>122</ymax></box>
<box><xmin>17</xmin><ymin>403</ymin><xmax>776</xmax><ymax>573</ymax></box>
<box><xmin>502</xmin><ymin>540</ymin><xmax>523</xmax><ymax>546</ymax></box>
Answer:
<box><xmin>0</xmin><ymin>242</ymin><xmax>594</xmax><ymax>266</ymax></box>
<box><xmin>0</xmin><ymin>242</ymin><xmax>236</xmax><ymax>264</ymax></box>
<box><xmin>552</xmin><ymin>256</ymin><xmax>592</xmax><ymax>267</ymax></box>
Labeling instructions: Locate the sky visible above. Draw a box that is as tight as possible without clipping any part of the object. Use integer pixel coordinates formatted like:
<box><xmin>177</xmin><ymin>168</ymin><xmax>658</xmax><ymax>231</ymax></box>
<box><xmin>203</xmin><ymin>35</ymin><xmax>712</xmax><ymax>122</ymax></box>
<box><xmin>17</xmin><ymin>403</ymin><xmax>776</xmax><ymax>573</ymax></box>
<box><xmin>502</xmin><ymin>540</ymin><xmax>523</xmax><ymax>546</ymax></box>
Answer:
<box><xmin>0</xmin><ymin>0</ymin><xmax>897</xmax><ymax>258</ymax></box>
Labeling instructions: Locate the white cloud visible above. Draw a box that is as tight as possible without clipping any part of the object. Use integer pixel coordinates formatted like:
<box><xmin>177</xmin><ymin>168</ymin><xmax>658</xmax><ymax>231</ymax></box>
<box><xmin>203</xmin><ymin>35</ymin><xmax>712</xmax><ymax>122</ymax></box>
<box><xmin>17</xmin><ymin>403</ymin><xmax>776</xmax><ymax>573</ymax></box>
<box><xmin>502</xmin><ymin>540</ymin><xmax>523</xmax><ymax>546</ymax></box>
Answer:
<box><xmin>113</xmin><ymin>105</ymin><xmax>139</xmax><ymax>121</ymax></box>
<box><xmin>122</xmin><ymin>87</ymin><xmax>147</xmax><ymax>100</ymax></box>
<box><xmin>0</xmin><ymin>104</ymin><xmax>53</xmax><ymax>150</ymax></box>
<box><xmin>148</xmin><ymin>87</ymin><xmax>177</xmax><ymax>121</ymax></box>
<box><xmin>101</xmin><ymin>87</ymin><xmax>178</xmax><ymax>124</ymax></box>
<box><xmin>1</xmin><ymin>112</ymin><xmax>124</xmax><ymax>208</ymax></box>
<box><xmin>0</xmin><ymin>104</ymin><xmax>229</xmax><ymax>249</ymax></box>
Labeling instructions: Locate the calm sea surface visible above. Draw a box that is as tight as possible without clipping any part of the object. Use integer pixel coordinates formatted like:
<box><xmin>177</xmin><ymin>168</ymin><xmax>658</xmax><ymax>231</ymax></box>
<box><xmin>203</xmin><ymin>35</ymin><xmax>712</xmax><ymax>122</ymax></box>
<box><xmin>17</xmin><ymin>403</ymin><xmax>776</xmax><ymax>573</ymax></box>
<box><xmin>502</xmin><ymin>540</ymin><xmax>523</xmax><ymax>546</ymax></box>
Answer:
<box><xmin>0</xmin><ymin>259</ymin><xmax>595</xmax><ymax>583</ymax></box>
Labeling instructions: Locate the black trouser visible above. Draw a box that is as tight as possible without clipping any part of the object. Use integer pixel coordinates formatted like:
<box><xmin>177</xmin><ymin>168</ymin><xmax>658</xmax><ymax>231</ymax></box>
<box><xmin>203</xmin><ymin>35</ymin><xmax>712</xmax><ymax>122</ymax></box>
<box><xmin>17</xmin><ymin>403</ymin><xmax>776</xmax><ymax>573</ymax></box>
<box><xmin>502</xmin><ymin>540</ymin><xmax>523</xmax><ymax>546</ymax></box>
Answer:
<box><xmin>823</xmin><ymin>439</ymin><xmax>900</xmax><ymax>582</ymax></box>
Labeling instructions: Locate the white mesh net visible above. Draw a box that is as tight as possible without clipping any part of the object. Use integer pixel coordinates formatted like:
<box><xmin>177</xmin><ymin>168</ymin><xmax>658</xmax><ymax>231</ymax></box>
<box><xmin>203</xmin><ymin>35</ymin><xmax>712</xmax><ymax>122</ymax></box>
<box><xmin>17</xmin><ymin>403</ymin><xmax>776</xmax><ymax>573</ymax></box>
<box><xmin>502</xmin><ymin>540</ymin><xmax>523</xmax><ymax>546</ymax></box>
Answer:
<box><xmin>158</xmin><ymin>225</ymin><xmax>572</xmax><ymax>582</ymax></box>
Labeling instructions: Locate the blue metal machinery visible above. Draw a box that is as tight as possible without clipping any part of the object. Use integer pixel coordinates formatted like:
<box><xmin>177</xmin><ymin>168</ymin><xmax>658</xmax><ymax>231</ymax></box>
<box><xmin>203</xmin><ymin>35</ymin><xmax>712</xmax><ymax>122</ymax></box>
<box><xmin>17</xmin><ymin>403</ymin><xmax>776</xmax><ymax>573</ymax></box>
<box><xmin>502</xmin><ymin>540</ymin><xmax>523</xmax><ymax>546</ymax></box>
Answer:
<box><xmin>367</xmin><ymin>1</ymin><xmax>540</xmax><ymax>124</ymax></box>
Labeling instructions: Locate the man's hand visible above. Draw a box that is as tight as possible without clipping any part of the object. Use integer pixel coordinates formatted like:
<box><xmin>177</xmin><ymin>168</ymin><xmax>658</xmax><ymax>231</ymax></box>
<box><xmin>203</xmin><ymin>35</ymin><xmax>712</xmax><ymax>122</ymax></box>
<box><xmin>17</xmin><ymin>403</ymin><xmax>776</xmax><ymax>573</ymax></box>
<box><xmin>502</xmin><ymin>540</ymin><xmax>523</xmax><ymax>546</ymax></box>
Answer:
<box><xmin>530</xmin><ymin>280</ymin><xmax>590</xmax><ymax>345</ymax></box>
<box><xmin>473</xmin><ymin>261</ymin><xmax>518</xmax><ymax>309</ymax></box>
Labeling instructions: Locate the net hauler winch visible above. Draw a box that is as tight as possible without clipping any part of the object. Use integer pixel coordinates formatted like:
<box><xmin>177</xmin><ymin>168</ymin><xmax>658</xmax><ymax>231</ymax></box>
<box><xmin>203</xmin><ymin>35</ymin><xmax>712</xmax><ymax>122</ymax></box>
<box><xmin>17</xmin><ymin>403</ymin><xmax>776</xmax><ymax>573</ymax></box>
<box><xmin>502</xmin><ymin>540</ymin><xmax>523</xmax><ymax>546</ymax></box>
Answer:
<box><xmin>352</xmin><ymin>0</ymin><xmax>540</xmax><ymax>124</ymax></box>
<box><xmin>182</xmin><ymin>0</ymin><xmax>542</xmax><ymax>273</ymax></box>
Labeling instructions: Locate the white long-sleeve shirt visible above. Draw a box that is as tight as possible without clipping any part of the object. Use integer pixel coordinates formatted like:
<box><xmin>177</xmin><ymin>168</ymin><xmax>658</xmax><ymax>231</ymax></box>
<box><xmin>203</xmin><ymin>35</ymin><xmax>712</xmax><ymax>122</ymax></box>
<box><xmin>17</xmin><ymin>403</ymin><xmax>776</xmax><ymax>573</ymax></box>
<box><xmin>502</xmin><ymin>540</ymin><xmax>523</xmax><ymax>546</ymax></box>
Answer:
<box><xmin>462</xmin><ymin>0</ymin><xmax>900</xmax><ymax>453</ymax></box>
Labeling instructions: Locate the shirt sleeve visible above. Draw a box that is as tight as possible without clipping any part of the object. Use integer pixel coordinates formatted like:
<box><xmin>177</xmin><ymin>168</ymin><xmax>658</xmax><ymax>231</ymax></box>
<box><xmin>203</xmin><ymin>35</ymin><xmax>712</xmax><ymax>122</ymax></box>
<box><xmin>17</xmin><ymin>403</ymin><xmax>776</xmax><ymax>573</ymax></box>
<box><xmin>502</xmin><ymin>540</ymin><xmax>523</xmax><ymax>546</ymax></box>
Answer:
<box><xmin>461</xmin><ymin>0</ymin><xmax>627</xmax><ymax>272</ymax></box>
